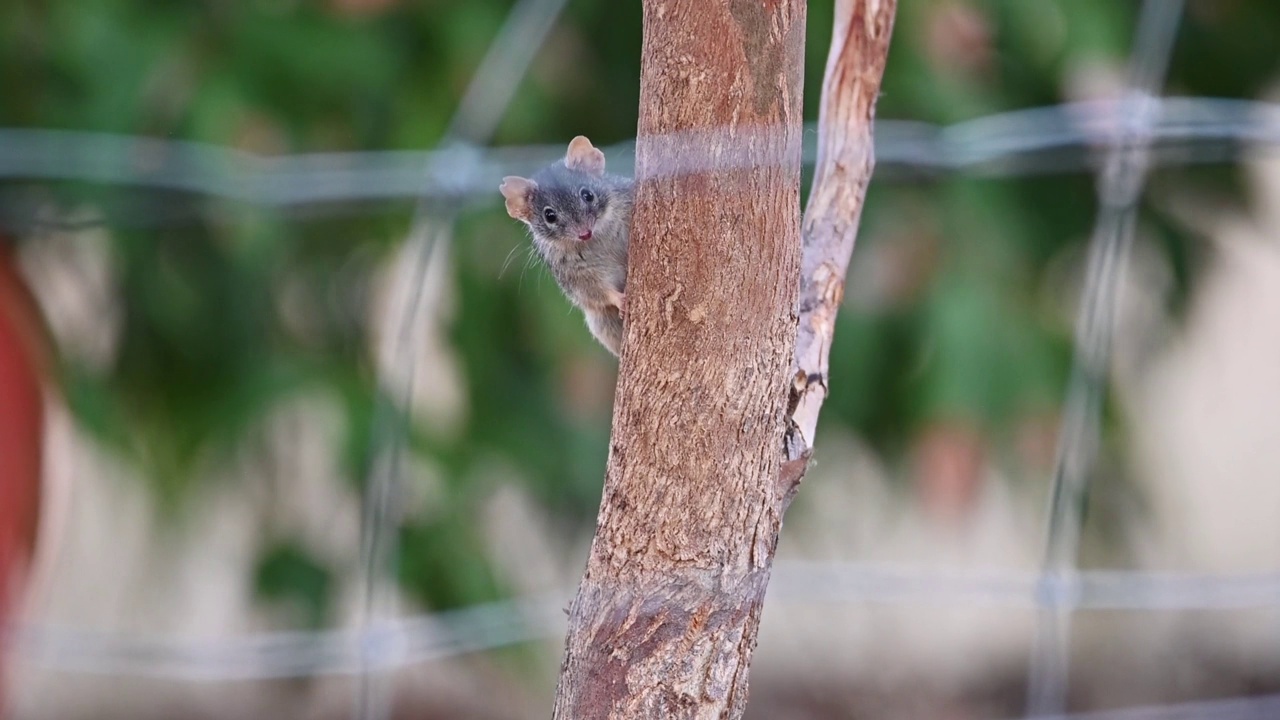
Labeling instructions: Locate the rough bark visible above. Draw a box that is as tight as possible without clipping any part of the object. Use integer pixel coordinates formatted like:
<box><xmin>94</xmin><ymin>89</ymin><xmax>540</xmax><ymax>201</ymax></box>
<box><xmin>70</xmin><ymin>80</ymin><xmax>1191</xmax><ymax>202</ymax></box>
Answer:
<box><xmin>552</xmin><ymin>1</ymin><xmax>896</xmax><ymax>718</ymax></box>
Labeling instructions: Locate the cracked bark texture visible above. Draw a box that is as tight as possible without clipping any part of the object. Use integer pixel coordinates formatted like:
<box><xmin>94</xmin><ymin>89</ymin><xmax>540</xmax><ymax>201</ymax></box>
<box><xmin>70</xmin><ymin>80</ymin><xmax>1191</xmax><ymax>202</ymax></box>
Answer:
<box><xmin>552</xmin><ymin>1</ymin><xmax>896</xmax><ymax>718</ymax></box>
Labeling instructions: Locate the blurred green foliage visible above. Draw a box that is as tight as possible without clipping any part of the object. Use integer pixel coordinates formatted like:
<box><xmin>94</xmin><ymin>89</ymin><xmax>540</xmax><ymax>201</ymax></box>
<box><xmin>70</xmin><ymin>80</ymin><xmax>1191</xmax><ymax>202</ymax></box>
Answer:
<box><xmin>255</xmin><ymin>541</ymin><xmax>334</xmax><ymax>629</ymax></box>
<box><xmin>3</xmin><ymin>0</ymin><xmax>1280</xmax><ymax>625</ymax></box>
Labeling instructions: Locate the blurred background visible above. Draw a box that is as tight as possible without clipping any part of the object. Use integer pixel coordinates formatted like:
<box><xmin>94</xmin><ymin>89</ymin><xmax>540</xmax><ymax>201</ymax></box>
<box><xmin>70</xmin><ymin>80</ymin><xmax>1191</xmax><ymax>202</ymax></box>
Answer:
<box><xmin>4</xmin><ymin>0</ymin><xmax>1280</xmax><ymax>718</ymax></box>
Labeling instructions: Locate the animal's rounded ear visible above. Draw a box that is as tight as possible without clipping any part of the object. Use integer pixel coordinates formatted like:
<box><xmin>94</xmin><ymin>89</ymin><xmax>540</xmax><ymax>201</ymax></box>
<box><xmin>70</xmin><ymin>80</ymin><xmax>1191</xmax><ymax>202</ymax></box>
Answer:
<box><xmin>565</xmin><ymin>136</ymin><xmax>606</xmax><ymax>177</ymax></box>
<box><xmin>499</xmin><ymin>176</ymin><xmax>538</xmax><ymax>220</ymax></box>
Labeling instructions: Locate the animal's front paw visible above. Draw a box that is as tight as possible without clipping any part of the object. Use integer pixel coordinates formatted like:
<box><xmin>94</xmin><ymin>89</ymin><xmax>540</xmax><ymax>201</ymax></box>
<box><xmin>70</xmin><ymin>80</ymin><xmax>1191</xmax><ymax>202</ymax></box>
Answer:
<box><xmin>607</xmin><ymin>289</ymin><xmax>626</xmax><ymax>319</ymax></box>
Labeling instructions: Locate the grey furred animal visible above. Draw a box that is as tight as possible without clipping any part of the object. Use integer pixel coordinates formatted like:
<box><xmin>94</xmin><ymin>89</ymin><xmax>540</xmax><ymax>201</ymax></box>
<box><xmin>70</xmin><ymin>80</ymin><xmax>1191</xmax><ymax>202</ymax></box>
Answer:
<box><xmin>500</xmin><ymin>136</ymin><xmax>633</xmax><ymax>356</ymax></box>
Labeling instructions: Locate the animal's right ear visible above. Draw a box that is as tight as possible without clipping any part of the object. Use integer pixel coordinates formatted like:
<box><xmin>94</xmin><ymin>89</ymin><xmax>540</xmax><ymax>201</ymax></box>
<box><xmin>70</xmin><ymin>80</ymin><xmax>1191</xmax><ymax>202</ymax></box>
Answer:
<box><xmin>499</xmin><ymin>176</ymin><xmax>538</xmax><ymax>221</ymax></box>
<box><xmin>565</xmin><ymin>136</ymin><xmax>606</xmax><ymax>177</ymax></box>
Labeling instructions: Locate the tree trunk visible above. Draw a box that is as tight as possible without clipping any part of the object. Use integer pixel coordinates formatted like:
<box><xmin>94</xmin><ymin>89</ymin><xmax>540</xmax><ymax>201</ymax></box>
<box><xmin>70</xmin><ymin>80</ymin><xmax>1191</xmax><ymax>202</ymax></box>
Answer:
<box><xmin>552</xmin><ymin>0</ymin><xmax>896</xmax><ymax>717</ymax></box>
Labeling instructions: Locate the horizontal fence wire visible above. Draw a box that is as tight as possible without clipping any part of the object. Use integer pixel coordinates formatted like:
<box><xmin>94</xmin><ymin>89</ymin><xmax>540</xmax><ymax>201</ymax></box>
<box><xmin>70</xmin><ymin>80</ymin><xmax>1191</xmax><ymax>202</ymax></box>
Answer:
<box><xmin>1019</xmin><ymin>694</ymin><xmax>1280</xmax><ymax>720</ymax></box>
<box><xmin>13</xmin><ymin>563</ymin><xmax>1280</xmax><ymax>681</ymax></box>
<box><xmin>0</xmin><ymin>96</ymin><xmax>1279</xmax><ymax>223</ymax></box>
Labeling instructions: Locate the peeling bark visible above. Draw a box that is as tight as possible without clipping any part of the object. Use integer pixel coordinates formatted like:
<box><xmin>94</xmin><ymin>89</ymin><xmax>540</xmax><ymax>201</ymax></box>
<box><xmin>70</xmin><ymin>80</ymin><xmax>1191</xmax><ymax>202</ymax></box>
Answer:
<box><xmin>786</xmin><ymin>0</ymin><xmax>897</xmax><ymax>476</ymax></box>
<box><xmin>552</xmin><ymin>1</ymin><xmax>896</xmax><ymax>717</ymax></box>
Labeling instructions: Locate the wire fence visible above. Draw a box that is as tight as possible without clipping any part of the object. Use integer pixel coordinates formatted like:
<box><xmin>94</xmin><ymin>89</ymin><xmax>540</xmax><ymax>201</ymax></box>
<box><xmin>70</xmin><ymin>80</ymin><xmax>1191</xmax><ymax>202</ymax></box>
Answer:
<box><xmin>16</xmin><ymin>565</ymin><xmax>1280</xmax><ymax>681</ymax></box>
<box><xmin>5</xmin><ymin>95</ymin><xmax>1280</xmax><ymax>222</ymax></box>
<box><xmin>1027</xmin><ymin>0</ymin><xmax>1184</xmax><ymax>715</ymax></box>
<box><xmin>353</xmin><ymin>0</ymin><xmax>571</xmax><ymax>716</ymax></box>
<box><xmin>5</xmin><ymin>0</ymin><xmax>1280</xmax><ymax>718</ymax></box>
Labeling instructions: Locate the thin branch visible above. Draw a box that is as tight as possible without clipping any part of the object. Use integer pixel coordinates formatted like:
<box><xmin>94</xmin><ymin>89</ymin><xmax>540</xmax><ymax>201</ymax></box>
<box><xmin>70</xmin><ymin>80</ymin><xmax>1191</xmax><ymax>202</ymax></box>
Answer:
<box><xmin>784</xmin><ymin>0</ymin><xmax>898</xmax><ymax>490</ymax></box>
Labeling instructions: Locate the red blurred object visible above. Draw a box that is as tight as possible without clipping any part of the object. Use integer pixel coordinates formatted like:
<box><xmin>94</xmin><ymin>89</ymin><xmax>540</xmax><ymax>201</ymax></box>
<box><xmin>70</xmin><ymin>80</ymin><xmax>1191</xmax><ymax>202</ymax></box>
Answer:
<box><xmin>913</xmin><ymin>421</ymin><xmax>987</xmax><ymax>525</ymax></box>
<box><xmin>924</xmin><ymin>0</ymin><xmax>995</xmax><ymax>78</ymax></box>
<box><xmin>0</xmin><ymin>235</ymin><xmax>44</xmax><ymax>717</ymax></box>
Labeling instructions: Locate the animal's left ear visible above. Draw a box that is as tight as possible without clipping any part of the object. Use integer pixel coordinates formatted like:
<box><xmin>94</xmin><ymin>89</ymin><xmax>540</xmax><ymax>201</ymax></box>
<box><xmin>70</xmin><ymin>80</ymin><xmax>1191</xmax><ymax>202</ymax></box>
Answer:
<box><xmin>565</xmin><ymin>136</ymin><xmax>606</xmax><ymax>177</ymax></box>
<box><xmin>499</xmin><ymin>176</ymin><xmax>537</xmax><ymax>221</ymax></box>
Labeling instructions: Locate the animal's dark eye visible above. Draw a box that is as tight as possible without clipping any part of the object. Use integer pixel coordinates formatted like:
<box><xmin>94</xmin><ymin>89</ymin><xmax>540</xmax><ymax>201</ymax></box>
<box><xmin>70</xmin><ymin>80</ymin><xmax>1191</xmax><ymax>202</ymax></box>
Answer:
<box><xmin>579</xmin><ymin>188</ymin><xmax>595</xmax><ymax>204</ymax></box>
<box><xmin>543</xmin><ymin>207</ymin><xmax>558</xmax><ymax>224</ymax></box>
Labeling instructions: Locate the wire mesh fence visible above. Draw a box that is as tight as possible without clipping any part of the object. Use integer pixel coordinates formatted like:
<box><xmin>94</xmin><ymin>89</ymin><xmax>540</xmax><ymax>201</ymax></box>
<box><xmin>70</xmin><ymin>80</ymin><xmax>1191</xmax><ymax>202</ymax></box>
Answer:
<box><xmin>1027</xmin><ymin>0</ymin><xmax>1184</xmax><ymax>715</ymax></box>
<box><xmin>7</xmin><ymin>95</ymin><xmax>1280</xmax><ymax>220</ymax></box>
<box><xmin>16</xmin><ymin>565</ymin><xmax>1280</xmax><ymax>679</ymax></box>
<box><xmin>4</xmin><ymin>0</ymin><xmax>1280</xmax><ymax>718</ymax></box>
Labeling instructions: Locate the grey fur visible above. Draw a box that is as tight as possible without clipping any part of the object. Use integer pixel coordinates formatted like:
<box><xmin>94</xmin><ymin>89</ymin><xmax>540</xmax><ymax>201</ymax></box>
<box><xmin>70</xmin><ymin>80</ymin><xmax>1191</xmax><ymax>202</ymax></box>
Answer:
<box><xmin>508</xmin><ymin>158</ymin><xmax>633</xmax><ymax>356</ymax></box>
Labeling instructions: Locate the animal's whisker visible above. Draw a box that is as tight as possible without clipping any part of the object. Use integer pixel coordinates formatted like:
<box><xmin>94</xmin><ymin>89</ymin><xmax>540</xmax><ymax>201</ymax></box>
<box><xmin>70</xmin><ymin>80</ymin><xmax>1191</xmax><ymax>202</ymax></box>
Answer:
<box><xmin>498</xmin><ymin>242</ymin><xmax>524</xmax><ymax>279</ymax></box>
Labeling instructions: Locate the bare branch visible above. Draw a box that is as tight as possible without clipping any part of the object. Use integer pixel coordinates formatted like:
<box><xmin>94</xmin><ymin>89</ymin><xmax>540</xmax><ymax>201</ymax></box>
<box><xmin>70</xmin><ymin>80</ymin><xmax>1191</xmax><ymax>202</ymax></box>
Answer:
<box><xmin>786</xmin><ymin>0</ymin><xmax>898</xmax><ymax>478</ymax></box>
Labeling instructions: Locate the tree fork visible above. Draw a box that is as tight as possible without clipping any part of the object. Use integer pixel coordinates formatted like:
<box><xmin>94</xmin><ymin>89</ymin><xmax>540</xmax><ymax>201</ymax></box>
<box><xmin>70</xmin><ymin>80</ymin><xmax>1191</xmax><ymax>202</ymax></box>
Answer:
<box><xmin>552</xmin><ymin>1</ymin><xmax>896</xmax><ymax>717</ymax></box>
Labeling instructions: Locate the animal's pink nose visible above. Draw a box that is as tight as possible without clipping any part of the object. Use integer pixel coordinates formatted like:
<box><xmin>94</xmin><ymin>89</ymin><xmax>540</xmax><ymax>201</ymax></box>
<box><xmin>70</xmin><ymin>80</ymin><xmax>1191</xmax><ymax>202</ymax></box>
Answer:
<box><xmin>578</xmin><ymin>229</ymin><xmax>593</xmax><ymax>241</ymax></box>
